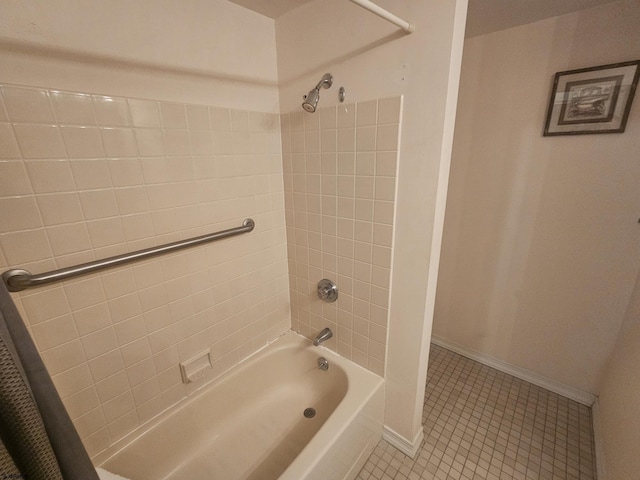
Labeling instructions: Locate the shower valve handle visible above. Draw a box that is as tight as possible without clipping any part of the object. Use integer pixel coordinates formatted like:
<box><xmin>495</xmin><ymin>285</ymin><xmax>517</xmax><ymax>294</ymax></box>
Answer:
<box><xmin>317</xmin><ymin>279</ymin><xmax>338</xmax><ymax>303</ymax></box>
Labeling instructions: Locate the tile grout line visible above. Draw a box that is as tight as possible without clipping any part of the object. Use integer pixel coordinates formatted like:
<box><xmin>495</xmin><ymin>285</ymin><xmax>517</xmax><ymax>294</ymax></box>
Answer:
<box><xmin>357</xmin><ymin>343</ymin><xmax>597</xmax><ymax>480</ymax></box>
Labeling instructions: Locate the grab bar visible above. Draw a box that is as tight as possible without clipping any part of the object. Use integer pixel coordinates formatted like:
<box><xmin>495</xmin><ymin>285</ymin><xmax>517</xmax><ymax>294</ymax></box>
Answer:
<box><xmin>2</xmin><ymin>218</ymin><xmax>255</xmax><ymax>292</ymax></box>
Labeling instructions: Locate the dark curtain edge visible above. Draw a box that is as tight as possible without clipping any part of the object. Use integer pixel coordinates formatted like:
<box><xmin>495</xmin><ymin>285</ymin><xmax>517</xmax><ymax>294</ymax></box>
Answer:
<box><xmin>0</xmin><ymin>282</ymin><xmax>99</xmax><ymax>480</ymax></box>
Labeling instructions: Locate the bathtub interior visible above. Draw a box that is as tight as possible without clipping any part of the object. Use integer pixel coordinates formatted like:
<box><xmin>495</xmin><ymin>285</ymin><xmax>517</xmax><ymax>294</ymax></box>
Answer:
<box><xmin>98</xmin><ymin>331</ymin><xmax>383</xmax><ymax>480</ymax></box>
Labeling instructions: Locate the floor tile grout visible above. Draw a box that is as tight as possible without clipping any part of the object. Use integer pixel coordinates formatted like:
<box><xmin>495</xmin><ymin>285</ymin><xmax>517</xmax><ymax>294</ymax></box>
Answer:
<box><xmin>357</xmin><ymin>343</ymin><xmax>597</xmax><ymax>480</ymax></box>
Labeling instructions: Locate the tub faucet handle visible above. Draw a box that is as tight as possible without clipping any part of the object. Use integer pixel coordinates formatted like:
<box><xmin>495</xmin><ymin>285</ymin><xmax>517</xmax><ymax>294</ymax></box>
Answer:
<box><xmin>318</xmin><ymin>357</ymin><xmax>329</xmax><ymax>370</ymax></box>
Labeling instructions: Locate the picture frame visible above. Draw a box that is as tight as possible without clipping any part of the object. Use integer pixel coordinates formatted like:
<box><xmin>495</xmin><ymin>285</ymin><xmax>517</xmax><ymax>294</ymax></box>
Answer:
<box><xmin>543</xmin><ymin>60</ymin><xmax>640</xmax><ymax>136</ymax></box>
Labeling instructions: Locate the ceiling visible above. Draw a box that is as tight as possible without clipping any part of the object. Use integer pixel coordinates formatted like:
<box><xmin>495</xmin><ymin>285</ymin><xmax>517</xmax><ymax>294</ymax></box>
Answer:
<box><xmin>465</xmin><ymin>0</ymin><xmax>620</xmax><ymax>37</ymax></box>
<box><xmin>227</xmin><ymin>0</ymin><xmax>621</xmax><ymax>36</ymax></box>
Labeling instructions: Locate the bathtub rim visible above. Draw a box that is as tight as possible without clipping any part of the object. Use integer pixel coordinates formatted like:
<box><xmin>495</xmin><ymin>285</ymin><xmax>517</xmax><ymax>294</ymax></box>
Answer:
<box><xmin>93</xmin><ymin>329</ymin><xmax>384</xmax><ymax>474</ymax></box>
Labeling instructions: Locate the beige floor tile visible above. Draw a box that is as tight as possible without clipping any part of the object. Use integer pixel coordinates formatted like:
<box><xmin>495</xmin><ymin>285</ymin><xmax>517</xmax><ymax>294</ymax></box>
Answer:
<box><xmin>358</xmin><ymin>344</ymin><xmax>597</xmax><ymax>480</ymax></box>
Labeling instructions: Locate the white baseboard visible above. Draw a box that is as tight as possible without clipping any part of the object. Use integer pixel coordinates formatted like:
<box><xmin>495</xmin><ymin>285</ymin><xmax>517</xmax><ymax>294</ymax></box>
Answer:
<box><xmin>430</xmin><ymin>336</ymin><xmax>596</xmax><ymax>406</ymax></box>
<box><xmin>382</xmin><ymin>426</ymin><xmax>424</xmax><ymax>459</ymax></box>
<box><xmin>591</xmin><ymin>398</ymin><xmax>606</xmax><ymax>480</ymax></box>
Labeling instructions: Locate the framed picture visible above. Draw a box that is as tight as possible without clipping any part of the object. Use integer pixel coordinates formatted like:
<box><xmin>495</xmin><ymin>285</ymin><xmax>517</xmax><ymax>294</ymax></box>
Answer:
<box><xmin>544</xmin><ymin>60</ymin><xmax>640</xmax><ymax>136</ymax></box>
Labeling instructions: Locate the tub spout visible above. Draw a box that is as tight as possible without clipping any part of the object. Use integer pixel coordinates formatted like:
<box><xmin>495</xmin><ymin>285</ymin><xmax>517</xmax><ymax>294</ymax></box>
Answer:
<box><xmin>313</xmin><ymin>327</ymin><xmax>333</xmax><ymax>346</ymax></box>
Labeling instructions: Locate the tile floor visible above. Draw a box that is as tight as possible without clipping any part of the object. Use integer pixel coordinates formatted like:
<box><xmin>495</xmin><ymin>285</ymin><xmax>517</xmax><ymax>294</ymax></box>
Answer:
<box><xmin>357</xmin><ymin>344</ymin><xmax>597</xmax><ymax>480</ymax></box>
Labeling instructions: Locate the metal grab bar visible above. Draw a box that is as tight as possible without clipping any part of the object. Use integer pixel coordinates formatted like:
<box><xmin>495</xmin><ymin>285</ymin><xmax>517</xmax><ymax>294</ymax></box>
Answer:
<box><xmin>2</xmin><ymin>218</ymin><xmax>255</xmax><ymax>292</ymax></box>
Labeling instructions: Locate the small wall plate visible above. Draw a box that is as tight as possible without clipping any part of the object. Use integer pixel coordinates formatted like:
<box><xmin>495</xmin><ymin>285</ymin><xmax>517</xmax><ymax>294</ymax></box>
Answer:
<box><xmin>179</xmin><ymin>350</ymin><xmax>212</xmax><ymax>383</ymax></box>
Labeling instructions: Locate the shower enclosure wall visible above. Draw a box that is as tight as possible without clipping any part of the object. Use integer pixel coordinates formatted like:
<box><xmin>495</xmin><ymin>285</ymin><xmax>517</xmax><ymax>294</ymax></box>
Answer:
<box><xmin>0</xmin><ymin>82</ymin><xmax>290</xmax><ymax>456</ymax></box>
<box><xmin>281</xmin><ymin>98</ymin><xmax>401</xmax><ymax>377</ymax></box>
<box><xmin>0</xmin><ymin>0</ymin><xmax>468</xmax><ymax>463</ymax></box>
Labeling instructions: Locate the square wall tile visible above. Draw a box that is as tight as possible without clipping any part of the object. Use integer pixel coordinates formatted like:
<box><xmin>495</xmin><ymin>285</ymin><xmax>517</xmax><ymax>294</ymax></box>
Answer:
<box><xmin>93</xmin><ymin>95</ymin><xmax>130</xmax><ymax>126</ymax></box>
<box><xmin>71</xmin><ymin>160</ymin><xmax>112</xmax><ymax>190</ymax></box>
<box><xmin>135</xmin><ymin>129</ymin><xmax>164</xmax><ymax>156</ymax></box>
<box><xmin>40</xmin><ymin>339</ymin><xmax>86</xmax><ymax>376</ymax></box>
<box><xmin>14</xmin><ymin>124</ymin><xmax>66</xmax><ymax>159</ymax></box>
<box><xmin>86</xmin><ymin>217</ymin><xmax>126</xmax><ymax>248</ymax></box>
<box><xmin>230</xmin><ymin>110</ymin><xmax>249</xmax><ymax>132</ymax></box>
<box><xmin>74</xmin><ymin>303</ymin><xmax>112</xmax><ymax>336</ymax></box>
<box><xmin>128</xmin><ymin>98</ymin><xmax>161</xmax><ymax>128</ymax></box>
<box><xmin>0</xmin><ymin>81</ymin><xmax>290</xmax><ymax>459</ymax></box>
<box><xmin>114</xmin><ymin>187</ymin><xmax>149</xmax><ymax>215</ymax></box>
<box><xmin>26</xmin><ymin>160</ymin><xmax>76</xmax><ymax>194</ymax></box>
<box><xmin>162</xmin><ymin>129</ymin><xmax>190</xmax><ymax>156</ymax></box>
<box><xmin>0</xmin><ymin>98</ymin><xmax>6</xmax><ymax>122</ymax></box>
<box><xmin>81</xmin><ymin>327</ymin><xmax>119</xmax><ymax>360</ymax></box>
<box><xmin>50</xmin><ymin>91</ymin><xmax>95</xmax><ymax>125</ymax></box>
<box><xmin>0</xmin><ymin>229</ymin><xmax>53</xmax><ymax>264</ymax></box>
<box><xmin>0</xmin><ymin>124</ymin><xmax>20</xmax><ymax>159</ymax></box>
<box><xmin>378</xmin><ymin>96</ymin><xmax>402</xmax><ymax>125</ymax></box>
<box><xmin>20</xmin><ymin>287</ymin><xmax>71</xmax><ymax>325</ymax></box>
<box><xmin>376</xmin><ymin>124</ymin><xmax>399</xmax><ymax>152</ymax></box>
<box><xmin>52</xmin><ymin>364</ymin><xmax>94</xmax><ymax>399</ymax></box>
<box><xmin>0</xmin><ymin>197</ymin><xmax>42</xmax><ymax>233</ymax></box>
<box><xmin>356</xmin><ymin>126</ymin><xmax>376</xmax><ymax>152</ymax></box>
<box><xmin>78</xmin><ymin>189</ymin><xmax>119</xmax><ymax>220</ymax></box>
<box><xmin>37</xmin><ymin>193</ymin><xmax>83</xmax><ymax>226</ymax></box>
<box><xmin>61</xmin><ymin>126</ymin><xmax>105</xmax><ymax>158</ymax></box>
<box><xmin>108</xmin><ymin>158</ymin><xmax>144</xmax><ymax>187</ymax></box>
<box><xmin>337</xmin><ymin>104</ymin><xmax>355</xmax><ymax>128</ymax></box>
<box><xmin>209</xmin><ymin>107</ymin><xmax>231</xmax><ymax>132</ymax></box>
<box><xmin>2</xmin><ymin>86</ymin><xmax>55</xmax><ymax>123</ymax></box>
<box><xmin>337</xmin><ymin>128</ymin><xmax>355</xmax><ymax>152</ymax></box>
<box><xmin>319</xmin><ymin>106</ymin><xmax>337</xmax><ymax>130</ymax></box>
<box><xmin>375</xmin><ymin>151</ymin><xmax>397</xmax><ymax>177</ymax></box>
<box><xmin>101</xmin><ymin>128</ymin><xmax>137</xmax><ymax>157</ymax></box>
<box><xmin>356</xmin><ymin>100</ymin><xmax>377</xmax><ymax>127</ymax></box>
<box><xmin>47</xmin><ymin>223</ymin><xmax>92</xmax><ymax>256</ymax></box>
<box><xmin>31</xmin><ymin>314</ymin><xmax>78</xmax><ymax>351</ymax></box>
<box><xmin>160</xmin><ymin>102</ymin><xmax>187</xmax><ymax>129</ymax></box>
<box><xmin>187</xmin><ymin>105</ymin><xmax>210</xmax><ymax>130</ymax></box>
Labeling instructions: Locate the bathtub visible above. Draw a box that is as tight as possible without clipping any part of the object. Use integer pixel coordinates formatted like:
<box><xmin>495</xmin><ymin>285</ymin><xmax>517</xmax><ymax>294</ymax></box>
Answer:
<box><xmin>96</xmin><ymin>331</ymin><xmax>384</xmax><ymax>480</ymax></box>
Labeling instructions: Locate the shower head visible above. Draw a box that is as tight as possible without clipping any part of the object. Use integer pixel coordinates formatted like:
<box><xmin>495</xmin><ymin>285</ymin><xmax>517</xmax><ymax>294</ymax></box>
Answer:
<box><xmin>302</xmin><ymin>73</ymin><xmax>333</xmax><ymax>113</ymax></box>
<box><xmin>302</xmin><ymin>88</ymin><xmax>321</xmax><ymax>113</ymax></box>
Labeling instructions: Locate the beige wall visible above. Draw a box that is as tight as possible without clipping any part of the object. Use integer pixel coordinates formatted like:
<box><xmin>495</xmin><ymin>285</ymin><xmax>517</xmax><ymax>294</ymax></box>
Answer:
<box><xmin>0</xmin><ymin>0</ymin><xmax>279</xmax><ymax>110</ymax></box>
<box><xmin>276</xmin><ymin>0</ymin><xmax>468</xmax><ymax>451</ymax></box>
<box><xmin>0</xmin><ymin>1</ymin><xmax>289</xmax><ymax>460</ymax></box>
<box><xmin>434</xmin><ymin>0</ymin><xmax>640</xmax><ymax>394</ymax></box>
<box><xmin>597</xmin><ymin>269</ymin><xmax>640</xmax><ymax>479</ymax></box>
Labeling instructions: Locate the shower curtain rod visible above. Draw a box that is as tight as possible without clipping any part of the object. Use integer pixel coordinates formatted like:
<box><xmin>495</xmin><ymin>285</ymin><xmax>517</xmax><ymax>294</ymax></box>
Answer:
<box><xmin>348</xmin><ymin>0</ymin><xmax>415</xmax><ymax>33</ymax></box>
<box><xmin>2</xmin><ymin>218</ymin><xmax>255</xmax><ymax>292</ymax></box>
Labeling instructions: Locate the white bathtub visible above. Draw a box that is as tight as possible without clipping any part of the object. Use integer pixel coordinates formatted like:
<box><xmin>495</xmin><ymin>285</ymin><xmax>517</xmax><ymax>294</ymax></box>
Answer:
<box><xmin>97</xmin><ymin>331</ymin><xmax>384</xmax><ymax>480</ymax></box>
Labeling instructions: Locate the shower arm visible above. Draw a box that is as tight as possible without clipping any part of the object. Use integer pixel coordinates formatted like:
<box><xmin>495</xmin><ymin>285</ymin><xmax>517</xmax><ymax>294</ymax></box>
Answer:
<box><xmin>315</xmin><ymin>74</ymin><xmax>333</xmax><ymax>91</ymax></box>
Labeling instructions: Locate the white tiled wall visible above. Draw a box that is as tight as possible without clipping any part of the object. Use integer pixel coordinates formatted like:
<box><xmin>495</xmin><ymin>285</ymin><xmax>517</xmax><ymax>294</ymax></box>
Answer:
<box><xmin>0</xmin><ymin>83</ymin><xmax>290</xmax><ymax>457</ymax></box>
<box><xmin>280</xmin><ymin>97</ymin><xmax>401</xmax><ymax>377</ymax></box>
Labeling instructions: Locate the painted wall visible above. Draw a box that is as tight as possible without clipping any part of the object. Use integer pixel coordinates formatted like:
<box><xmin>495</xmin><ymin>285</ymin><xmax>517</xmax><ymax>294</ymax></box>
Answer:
<box><xmin>276</xmin><ymin>0</ymin><xmax>468</xmax><ymax>451</ymax></box>
<box><xmin>597</xmin><ymin>268</ymin><xmax>640</xmax><ymax>479</ymax></box>
<box><xmin>0</xmin><ymin>0</ymin><xmax>279</xmax><ymax>110</ymax></box>
<box><xmin>0</xmin><ymin>1</ymin><xmax>289</xmax><ymax>459</ymax></box>
<box><xmin>434</xmin><ymin>0</ymin><xmax>640</xmax><ymax>395</ymax></box>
